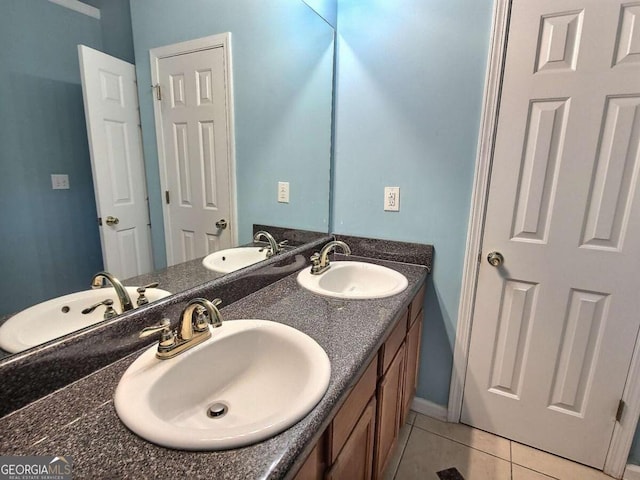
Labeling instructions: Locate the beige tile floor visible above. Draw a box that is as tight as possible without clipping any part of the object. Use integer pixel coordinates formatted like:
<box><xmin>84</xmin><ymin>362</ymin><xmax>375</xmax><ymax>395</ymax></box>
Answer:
<box><xmin>383</xmin><ymin>411</ymin><xmax>616</xmax><ymax>480</ymax></box>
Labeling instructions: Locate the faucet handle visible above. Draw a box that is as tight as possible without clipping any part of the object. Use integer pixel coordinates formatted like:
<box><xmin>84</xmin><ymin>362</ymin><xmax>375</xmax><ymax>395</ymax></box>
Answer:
<box><xmin>136</xmin><ymin>287</ymin><xmax>149</xmax><ymax>306</ymax></box>
<box><xmin>277</xmin><ymin>240</ymin><xmax>289</xmax><ymax>251</ymax></box>
<box><xmin>82</xmin><ymin>298</ymin><xmax>118</xmax><ymax>319</ymax></box>
<box><xmin>136</xmin><ymin>282</ymin><xmax>160</xmax><ymax>306</ymax></box>
<box><xmin>139</xmin><ymin>318</ymin><xmax>176</xmax><ymax>346</ymax></box>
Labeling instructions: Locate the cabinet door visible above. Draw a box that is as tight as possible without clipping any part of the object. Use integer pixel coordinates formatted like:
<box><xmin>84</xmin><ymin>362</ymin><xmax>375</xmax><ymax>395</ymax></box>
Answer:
<box><xmin>292</xmin><ymin>440</ymin><xmax>325</xmax><ymax>480</ymax></box>
<box><xmin>402</xmin><ymin>313</ymin><xmax>423</xmax><ymax>423</ymax></box>
<box><xmin>327</xmin><ymin>398</ymin><xmax>377</xmax><ymax>480</ymax></box>
<box><xmin>374</xmin><ymin>343</ymin><xmax>406</xmax><ymax>478</ymax></box>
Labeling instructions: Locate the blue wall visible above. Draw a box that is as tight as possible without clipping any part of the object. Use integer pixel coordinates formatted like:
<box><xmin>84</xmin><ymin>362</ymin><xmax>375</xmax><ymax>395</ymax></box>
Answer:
<box><xmin>631</xmin><ymin>429</ymin><xmax>640</xmax><ymax>466</ymax></box>
<box><xmin>332</xmin><ymin>0</ymin><xmax>493</xmax><ymax>405</ymax></box>
<box><xmin>303</xmin><ymin>0</ymin><xmax>338</xmax><ymax>28</ymax></box>
<box><xmin>0</xmin><ymin>1</ymin><xmax>122</xmax><ymax>315</ymax></box>
<box><xmin>130</xmin><ymin>0</ymin><xmax>335</xmax><ymax>269</ymax></box>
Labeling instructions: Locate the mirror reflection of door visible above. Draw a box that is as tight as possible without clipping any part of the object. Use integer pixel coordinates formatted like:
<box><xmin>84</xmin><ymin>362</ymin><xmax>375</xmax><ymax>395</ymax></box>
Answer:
<box><xmin>78</xmin><ymin>45</ymin><xmax>153</xmax><ymax>279</ymax></box>
<box><xmin>151</xmin><ymin>35</ymin><xmax>235</xmax><ymax>267</ymax></box>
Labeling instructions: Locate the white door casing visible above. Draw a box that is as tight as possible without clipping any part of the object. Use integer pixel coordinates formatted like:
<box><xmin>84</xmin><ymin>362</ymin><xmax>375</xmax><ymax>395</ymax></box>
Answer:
<box><xmin>78</xmin><ymin>45</ymin><xmax>153</xmax><ymax>280</ymax></box>
<box><xmin>461</xmin><ymin>0</ymin><xmax>640</xmax><ymax>470</ymax></box>
<box><xmin>150</xmin><ymin>34</ymin><xmax>236</xmax><ymax>266</ymax></box>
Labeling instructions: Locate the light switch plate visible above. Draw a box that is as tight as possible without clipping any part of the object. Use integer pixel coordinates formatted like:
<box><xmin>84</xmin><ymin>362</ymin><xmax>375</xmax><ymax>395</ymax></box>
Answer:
<box><xmin>278</xmin><ymin>182</ymin><xmax>290</xmax><ymax>203</ymax></box>
<box><xmin>51</xmin><ymin>174</ymin><xmax>70</xmax><ymax>190</ymax></box>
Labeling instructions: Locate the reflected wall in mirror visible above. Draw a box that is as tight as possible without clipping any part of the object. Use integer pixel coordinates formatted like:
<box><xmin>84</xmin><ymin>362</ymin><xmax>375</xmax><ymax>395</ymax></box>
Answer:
<box><xmin>0</xmin><ymin>0</ymin><xmax>334</xmax><ymax>357</ymax></box>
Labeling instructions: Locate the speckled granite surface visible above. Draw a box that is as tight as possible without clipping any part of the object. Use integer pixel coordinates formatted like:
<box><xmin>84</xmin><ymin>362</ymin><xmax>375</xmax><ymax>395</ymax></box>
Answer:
<box><xmin>0</xmin><ymin>257</ymin><xmax>429</xmax><ymax>480</ymax></box>
<box><xmin>253</xmin><ymin>224</ymin><xmax>328</xmax><ymax>246</ymax></box>
<box><xmin>334</xmin><ymin>233</ymin><xmax>434</xmax><ymax>272</ymax></box>
<box><xmin>0</xmin><ymin>237</ymin><xmax>331</xmax><ymax>417</ymax></box>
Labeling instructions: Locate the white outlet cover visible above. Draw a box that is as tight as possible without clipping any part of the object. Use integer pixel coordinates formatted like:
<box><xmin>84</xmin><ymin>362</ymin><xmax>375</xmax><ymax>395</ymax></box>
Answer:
<box><xmin>51</xmin><ymin>174</ymin><xmax>70</xmax><ymax>190</ymax></box>
<box><xmin>384</xmin><ymin>186</ymin><xmax>400</xmax><ymax>211</ymax></box>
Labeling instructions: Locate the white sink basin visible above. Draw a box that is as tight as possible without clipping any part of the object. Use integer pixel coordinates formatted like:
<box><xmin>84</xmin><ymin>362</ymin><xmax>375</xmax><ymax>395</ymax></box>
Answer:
<box><xmin>0</xmin><ymin>287</ymin><xmax>172</xmax><ymax>353</ymax></box>
<box><xmin>202</xmin><ymin>247</ymin><xmax>269</xmax><ymax>274</ymax></box>
<box><xmin>297</xmin><ymin>261</ymin><xmax>408</xmax><ymax>299</ymax></box>
<box><xmin>114</xmin><ymin>319</ymin><xmax>330</xmax><ymax>450</ymax></box>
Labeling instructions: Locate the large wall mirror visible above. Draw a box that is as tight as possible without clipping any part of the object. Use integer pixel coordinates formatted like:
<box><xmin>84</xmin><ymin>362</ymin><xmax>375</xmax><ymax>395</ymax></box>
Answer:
<box><xmin>0</xmin><ymin>0</ymin><xmax>334</xmax><ymax>358</ymax></box>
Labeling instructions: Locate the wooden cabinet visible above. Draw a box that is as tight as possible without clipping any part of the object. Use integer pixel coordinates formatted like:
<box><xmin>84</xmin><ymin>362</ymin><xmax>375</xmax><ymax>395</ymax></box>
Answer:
<box><xmin>293</xmin><ymin>441</ymin><xmax>325</xmax><ymax>480</ymax></box>
<box><xmin>329</xmin><ymin>358</ymin><xmax>378</xmax><ymax>464</ymax></box>
<box><xmin>291</xmin><ymin>284</ymin><xmax>426</xmax><ymax>480</ymax></box>
<box><xmin>374</xmin><ymin>343</ymin><xmax>406</xmax><ymax>477</ymax></box>
<box><xmin>326</xmin><ymin>398</ymin><xmax>377</xmax><ymax>480</ymax></box>
<box><xmin>402</xmin><ymin>311</ymin><xmax>423</xmax><ymax>423</ymax></box>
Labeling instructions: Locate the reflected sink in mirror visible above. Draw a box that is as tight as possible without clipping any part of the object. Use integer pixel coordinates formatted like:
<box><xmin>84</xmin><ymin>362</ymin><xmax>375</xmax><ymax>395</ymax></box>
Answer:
<box><xmin>114</xmin><ymin>319</ymin><xmax>330</xmax><ymax>450</ymax></box>
<box><xmin>201</xmin><ymin>247</ymin><xmax>269</xmax><ymax>274</ymax></box>
<box><xmin>0</xmin><ymin>287</ymin><xmax>171</xmax><ymax>354</ymax></box>
<box><xmin>297</xmin><ymin>261</ymin><xmax>408</xmax><ymax>299</ymax></box>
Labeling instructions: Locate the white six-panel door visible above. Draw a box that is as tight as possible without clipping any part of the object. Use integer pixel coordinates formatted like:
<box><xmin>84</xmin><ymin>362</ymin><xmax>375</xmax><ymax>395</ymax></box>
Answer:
<box><xmin>153</xmin><ymin>43</ymin><xmax>233</xmax><ymax>266</ymax></box>
<box><xmin>78</xmin><ymin>45</ymin><xmax>153</xmax><ymax>280</ymax></box>
<box><xmin>462</xmin><ymin>0</ymin><xmax>640</xmax><ymax>468</ymax></box>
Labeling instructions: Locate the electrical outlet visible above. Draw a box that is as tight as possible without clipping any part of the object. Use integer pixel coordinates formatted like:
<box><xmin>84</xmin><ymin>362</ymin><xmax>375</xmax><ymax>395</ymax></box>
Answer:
<box><xmin>51</xmin><ymin>174</ymin><xmax>70</xmax><ymax>190</ymax></box>
<box><xmin>278</xmin><ymin>181</ymin><xmax>290</xmax><ymax>203</ymax></box>
<box><xmin>384</xmin><ymin>186</ymin><xmax>400</xmax><ymax>211</ymax></box>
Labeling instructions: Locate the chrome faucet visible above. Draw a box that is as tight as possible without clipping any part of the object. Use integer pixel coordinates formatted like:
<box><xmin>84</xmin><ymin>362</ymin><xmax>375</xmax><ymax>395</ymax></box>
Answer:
<box><xmin>90</xmin><ymin>271</ymin><xmax>133</xmax><ymax>313</ymax></box>
<box><xmin>139</xmin><ymin>298</ymin><xmax>223</xmax><ymax>360</ymax></box>
<box><xmin>253</xmin><ymin>230</ymin><xmax>281</xmax><ymax>258</ymax></box>
<box><xmin>310</xmin><ymin>240</ymin><xmax>351</xmax><ymax>275</ymax></box>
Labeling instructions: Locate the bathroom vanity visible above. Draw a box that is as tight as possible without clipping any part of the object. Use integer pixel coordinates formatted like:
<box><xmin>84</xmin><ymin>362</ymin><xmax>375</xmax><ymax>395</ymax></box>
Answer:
<box><xmin>0</xmin><ymin>238</ymin><xmax>431</xmax><ymax>479</ymax></box>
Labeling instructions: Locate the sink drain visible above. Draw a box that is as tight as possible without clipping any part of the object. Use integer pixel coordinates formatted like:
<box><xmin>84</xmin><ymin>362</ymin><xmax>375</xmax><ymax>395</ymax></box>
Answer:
<box><xmin>207</xmin><ymin>402</ymin><xmax>229</xmax><ymax>419</ymax></box>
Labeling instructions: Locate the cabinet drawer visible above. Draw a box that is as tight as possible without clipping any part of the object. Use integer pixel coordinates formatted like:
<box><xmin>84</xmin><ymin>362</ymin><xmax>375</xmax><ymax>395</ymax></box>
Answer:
<box><xmin>379</xmin><ymin>309</ymin><xmax>408</xmax><ymax>375</ymax></box>
<box><xmin>408</xmin><ymin>284</ymin><xmax>425</xmax><ymax>328</ymax></box>
<box><xmin>330</xmin><ymin>355</ymin><xmax>378</xmax><ymax>463</ymax></box>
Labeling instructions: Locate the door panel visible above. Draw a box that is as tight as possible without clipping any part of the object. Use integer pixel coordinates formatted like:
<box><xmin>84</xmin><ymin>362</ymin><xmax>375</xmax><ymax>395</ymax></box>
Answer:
<box><xmin>462</xmin><ymin>0</ymin><xmax>640</xmax><ymax>468</ymax></box>
<box><xmin>79</xmin><ymin>45</ymin><xmax>153</xmax><ymax>279</ymax></box>
<box><xmin>156</xmin><ymin>47</ymin><xmax>233</xmax><ymax>265</ymax></box>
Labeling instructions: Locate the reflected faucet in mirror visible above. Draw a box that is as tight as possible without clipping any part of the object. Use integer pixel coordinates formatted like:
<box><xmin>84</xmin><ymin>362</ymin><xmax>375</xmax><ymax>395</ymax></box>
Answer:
<box><xmin>253</xmin><ymin>231</ymin><xmax>284</xmax><ymax>258</ymax></box>
<box><xmin>90</xmin><ymin>271</ymin><xmax>134</xmax><ymax>313</ymax></box>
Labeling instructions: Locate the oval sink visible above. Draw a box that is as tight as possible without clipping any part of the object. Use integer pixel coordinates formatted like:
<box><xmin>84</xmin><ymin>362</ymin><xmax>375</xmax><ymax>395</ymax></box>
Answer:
<box><xmin>114</xmin><ymin>319</ymin><xmax>330</xmax><ymax>450</ymax></box>
<box><xmin>0</xmin><ymin>287</ymin><xmax>172</xmax><ymax>353</ymax></box>
<box><xmin>201</xmin><ymin>247</ymin><xmax>269</xmax><ymax>274</ymax></box>
<box><xmin>297</xmin><ymin>261</ymin><xmax>408</xmax><ymax>299</ymax></box>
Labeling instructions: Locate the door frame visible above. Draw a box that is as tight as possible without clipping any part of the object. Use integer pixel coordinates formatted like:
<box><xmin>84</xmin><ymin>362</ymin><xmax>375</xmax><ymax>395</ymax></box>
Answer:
<box><xmin>448</xmin><ymin>0</ymin><xmax>640</xmax><ymax>477</ymax></box>
<box><xmin>149</xmin><ymin>33</ymin><xmax>238</xmax><ymax>265</ymax></box>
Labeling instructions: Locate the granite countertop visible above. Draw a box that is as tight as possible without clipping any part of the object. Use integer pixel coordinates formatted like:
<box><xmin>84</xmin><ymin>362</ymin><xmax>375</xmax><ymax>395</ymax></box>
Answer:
<box><xmin>0</xmin><ymin>256</ymin><xmax>428</xmax><ymax>479</ymax></box>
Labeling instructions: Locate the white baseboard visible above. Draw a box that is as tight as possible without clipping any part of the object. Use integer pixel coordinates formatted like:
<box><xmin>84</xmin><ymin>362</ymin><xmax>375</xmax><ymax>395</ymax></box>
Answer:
<box><xmin>624</xmin><ymin>464</ymin><xmax>640</xmax><ymax>480</ymax></box>
<box><xmin>411</xmin><ymin>397</ymin><xmax>448</xmax><ymax>421</ymax></box>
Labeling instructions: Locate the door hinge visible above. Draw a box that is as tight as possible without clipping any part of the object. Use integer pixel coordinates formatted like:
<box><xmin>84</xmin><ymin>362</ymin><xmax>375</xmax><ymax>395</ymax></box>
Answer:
<box><xmin>616</xmin><ymin>399</ymin><xmax>626</xmax><ymax>422</ymax></box>
<box><xmin>146</xmin><ymin>196</ymin><xmax>152</xmax><ymax>227</ymax></box>
<box><xmin>477</xmin><ymin>251</ymin><xmax>482</xmax><ymax>265</ymax></box>
<box><xmin>165</xmin><ymin>190</ymin><xmax>170</xmax><ymax>205</ymax></box>
<box><xmin>152</xmin><ymin>84</ymin><xmax>162</xmax><ymax>101</ymax></box>
<box><xmin>97</xmin><ymin>217</ymin><xmax>102</xmax><ymax>226</ymax></box>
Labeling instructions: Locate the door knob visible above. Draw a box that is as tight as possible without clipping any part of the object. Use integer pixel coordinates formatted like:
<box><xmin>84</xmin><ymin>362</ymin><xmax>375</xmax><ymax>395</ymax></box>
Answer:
<box><xmin>105</xmin><ymin>216</ymin><xmax>119</xmax><ymax>226</ymax></box>
<box><xmin>487</xmin><ymin>251</ymin><xmax>504</xmax><ymax>267</ymax></box>
<box><xmin>215</xmin><ymin>219</ymin><xmax>228</xmax><ymax>230</ymax></box>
